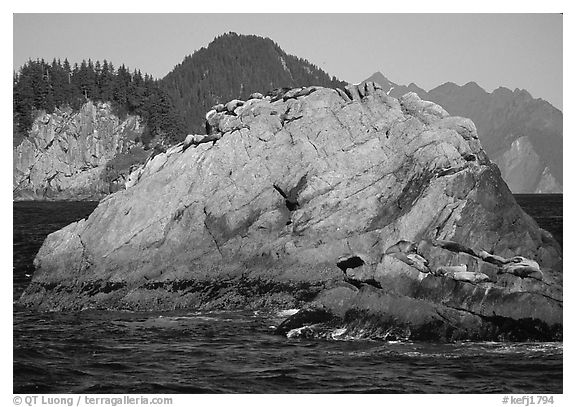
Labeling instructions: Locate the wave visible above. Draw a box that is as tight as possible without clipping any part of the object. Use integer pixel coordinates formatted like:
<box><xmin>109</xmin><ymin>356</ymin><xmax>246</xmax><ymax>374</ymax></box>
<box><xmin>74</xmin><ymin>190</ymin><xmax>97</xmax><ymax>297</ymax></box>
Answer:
<box><xmin>276</xmin><ymin>308</ymin><xmax>300</xmax><ymax>317</ymax></box>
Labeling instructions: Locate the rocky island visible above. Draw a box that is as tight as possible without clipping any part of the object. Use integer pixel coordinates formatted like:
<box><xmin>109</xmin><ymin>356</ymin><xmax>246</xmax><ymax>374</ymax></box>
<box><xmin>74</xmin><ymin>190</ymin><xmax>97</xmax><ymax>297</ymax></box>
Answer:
<box><xmin>19</xmin><ymin>82</ymin><xmax>562</xmax><ymax>341</ymax></box>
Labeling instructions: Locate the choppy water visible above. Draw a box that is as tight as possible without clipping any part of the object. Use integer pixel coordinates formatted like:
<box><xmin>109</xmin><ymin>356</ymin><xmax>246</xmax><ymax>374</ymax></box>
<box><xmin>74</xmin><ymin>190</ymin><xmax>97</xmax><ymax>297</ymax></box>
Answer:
<box><xmin>514</xmin><ymin>194</ymin><xmax>563</xmax><ymax>247</ymax></box>
<box><xmin>13</xmin><ymin>196</ymin><xmax>563</xmax><ymax>393</ymax></box>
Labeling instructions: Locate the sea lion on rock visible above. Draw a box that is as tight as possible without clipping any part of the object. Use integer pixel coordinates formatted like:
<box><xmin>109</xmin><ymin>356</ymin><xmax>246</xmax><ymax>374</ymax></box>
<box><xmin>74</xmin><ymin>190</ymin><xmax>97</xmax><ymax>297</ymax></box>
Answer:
<box><xmin>363</xmin><ymin>81</ymin><xmax>378</xmax><ymax>95</ymax></box>
<box><xmin>212</xmin><ymin>103</ymin><xmax>226</xmax><ymax>113</ymax></box>
<box><xmin>205</xmin><ymin>109</ymin><xmax>220</xmax><ymax>134</ymax></box>
<box><xmin>384</xmin><ymin>240</ymin><xmax>429</xmax><ymax>272</ymax></box>
<box><xmin>194</xmin><ymin>134</ymin><xmax>221</xmax><ymax>147</ymax></box>
<box><xmin>182</xmin><ymin>134</ymin><xmax>221</xmax><ymax>151</ymax></box>
<box><xmin>301</xmin><ymin>86</ymin><xmax>317</xmax><ymax>96</ymax></box>
<box><xmin>267</xmin><ymin>87</ymin><xmax>291</xmax><ymax>102</ymax></box>
<box><xmin>205</xmin><ymin>110</ymin><xmax>225</xmax><ymax>135</ymax></box>
<box><xmin>282</xmin><ymin>87</ymin><xmax>304</xmax><ymax>100</ymax></box>
<box><xmin>445</xmin><ymin>271</ymin><xmax>491</xmax><ymax>284</ymax></box>
<box><xmin>182</xmin><ymin>134</ymin><xmax>197</xmax><ymax>152</ymax></box>
<box><xmin>502</xmin><ymin>257</ymin><xmax>542</xmax><ymax>279</ymax></box>
<box><xmin>283</xmin><ymin>86</ymin><xmax>317</xmax><ymax>101</ymax></box>
<box><xmin>357</xmin><ymin>83</ymin><xmax>367</xmax><ymax>98</ymax></box>
<box><xmin>385</xmin><ymin>240</ymin><xmax>418</xmax><ymax>255</ymax></box>
<box><xmin>249</xmin><ymin>92</ymin><xmax>263</xmax><ymax>100</ymax></box>
<box><xmin>205</xmin><ymin>109</ymin><xmax>217</xmax><ymax>121</ymax></box>
<box><xmin>344</xmin><ymin>84</ymin><xmax>362</xmax><ymax>101</ymax></box>
<box><xmin>405</xmin><ymin>253</ymin><xmax>431</xmax><ymax>273</ymax></box>
<box><xmin>386</xmin><ymin>251</ymin><xmax>430</xmax><ymax>274</ymax></box>
<box><xmin>225</xmin><ymin>99</ymin><xmax>244</xmax><ymax>114</ymax></box>
<box><xmin>434</xmin><ymin>264</ymin><xmax>467</xmax><ymax>277</ymax></box>
<box><xmin>336</xmin><ymin>88</ymin><xmax>352</xmax><ymax>102</ymax></box>
<box><xmin>125</xmin><ymin>167</ymin><xmax>143</xmax><ymax>189</ymax></box>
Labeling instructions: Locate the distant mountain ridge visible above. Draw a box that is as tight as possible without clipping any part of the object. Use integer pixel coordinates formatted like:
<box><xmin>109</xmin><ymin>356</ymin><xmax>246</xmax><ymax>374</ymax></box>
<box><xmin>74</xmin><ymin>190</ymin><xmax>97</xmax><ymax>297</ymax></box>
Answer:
<box><xmin>363</xmin><ymin>72</ymin><xmax>562</xmax><ymax>193</ymax></box>
<box><xmin>160</xmin><ymin>32</ymin><xmax>348</xmax><ymax>133</ymax></box>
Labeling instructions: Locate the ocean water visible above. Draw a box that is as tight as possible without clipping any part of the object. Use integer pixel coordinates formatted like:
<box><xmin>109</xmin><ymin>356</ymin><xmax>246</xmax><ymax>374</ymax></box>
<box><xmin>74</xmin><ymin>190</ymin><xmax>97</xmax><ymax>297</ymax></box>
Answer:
<box><xmin>514</xmin><ymin>194</ymin><xmax>562</xmax><ymax>247</ymax></box>
<box><xmin>12</xmin><ymin>196</ymin><xmax>563</xmax><ymax>394</ymax></box>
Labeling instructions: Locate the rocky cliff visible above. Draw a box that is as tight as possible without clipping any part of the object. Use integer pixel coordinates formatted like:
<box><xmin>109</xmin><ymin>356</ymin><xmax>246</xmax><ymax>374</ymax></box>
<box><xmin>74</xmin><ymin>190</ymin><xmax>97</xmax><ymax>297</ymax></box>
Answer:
<box><xmin>19</xmin><ymin>83</ymin><xmax>562</xmax><ymax>341</ymax></box>
<box><xmin>13</xmin><ymin>102</ymin><xmax>147</xmax><ymax>201</ymax></box>
<box><xmin>363</xmin><ymin>73</ymin><xmax>563</xmax><ymax>193</ymax></box>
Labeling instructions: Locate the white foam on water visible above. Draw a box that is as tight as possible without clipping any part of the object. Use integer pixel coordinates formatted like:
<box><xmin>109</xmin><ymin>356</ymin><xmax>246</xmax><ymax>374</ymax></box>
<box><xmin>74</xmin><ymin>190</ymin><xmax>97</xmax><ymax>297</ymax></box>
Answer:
<box><xmin>331</xmin><ymin>327</ymin><xmax>347</xmax><ymax>340</ymax></box>
<box><xmin>276</xmin><ymin>308</ymin><xmax>300</xmax><ymax>317</ymax></box>
<box><xmin>286</xmin><ymin>326</ymin><xmax>306</xmax><ymax>338</ymax></box>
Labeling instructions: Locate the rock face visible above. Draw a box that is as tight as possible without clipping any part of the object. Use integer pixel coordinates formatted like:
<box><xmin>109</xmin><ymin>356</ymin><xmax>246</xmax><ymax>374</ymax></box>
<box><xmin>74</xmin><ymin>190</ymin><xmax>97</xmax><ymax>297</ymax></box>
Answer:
<box><xmin>19</xmin><ymin>83</ymin><xmax>562</xmax><ymax>341</ymax></box>
<box><xmin>13</xmin><ymin>102</ymin><xmax>146</xmax><ymax>200</ymax></box>
<box><xmin>363</xmin><ymin>73</ymin><xmax>563</xmax><ymax>193</ymax></box>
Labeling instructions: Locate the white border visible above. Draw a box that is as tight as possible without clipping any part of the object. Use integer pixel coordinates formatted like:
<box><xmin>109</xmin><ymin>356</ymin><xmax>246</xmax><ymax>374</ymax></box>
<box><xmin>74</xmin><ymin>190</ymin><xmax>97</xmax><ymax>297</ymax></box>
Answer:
<box><xmin>3</xmin><ymin>1</ymin><xmax>573</xmax><ymax>404</ymax></box>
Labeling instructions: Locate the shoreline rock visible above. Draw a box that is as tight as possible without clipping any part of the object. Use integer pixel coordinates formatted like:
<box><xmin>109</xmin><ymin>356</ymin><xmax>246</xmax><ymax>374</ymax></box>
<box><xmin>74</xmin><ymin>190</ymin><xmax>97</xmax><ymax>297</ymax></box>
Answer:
<box><xmin>19</xmin><ymin>83</ymin><xmax>562</xmax><ymax>341</ymax></box>
<box><xmin>13</xmin><ymin>102</ymin><xmax>146</xmax><ymax>201</ymax></box>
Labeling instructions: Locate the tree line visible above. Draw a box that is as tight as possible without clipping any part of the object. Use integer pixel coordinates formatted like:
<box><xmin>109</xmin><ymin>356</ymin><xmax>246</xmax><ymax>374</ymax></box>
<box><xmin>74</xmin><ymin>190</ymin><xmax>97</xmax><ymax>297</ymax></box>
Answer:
<box><xmin>13</xmin><ymin>58</ymin><xmax>186</xmax><ymax>145</ymax></box>
<box><xmin>14</xmin><ymin>34</ymin><xmax>350</xmax><ymax>143</ymax></box>
<box><xmin>161</xmin><ymin>32</ymin><xmax>348</xmax><ymax>133</ymax></box>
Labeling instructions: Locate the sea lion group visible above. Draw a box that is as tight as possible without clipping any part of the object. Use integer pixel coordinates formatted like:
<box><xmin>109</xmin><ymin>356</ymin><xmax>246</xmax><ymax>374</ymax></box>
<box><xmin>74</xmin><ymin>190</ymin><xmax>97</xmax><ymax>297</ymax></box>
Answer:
<box><xmin>269</xmin><ymin>86</ymin><xmax>317</xmax><ymax>102</ymax></box>
<box><xmin>383</xmin><ymin>238</ymin><xmax>543</xmax><ymax>283</ymax></box>
<box><xmin>182</xmin><ymin>133</ymin><xmax>222</xmax><ymax>151</ymax></box>
<box><xmin>180</xmin><ymin>85</ymin><xmax>320</xmax><ymax>151</ymax></box>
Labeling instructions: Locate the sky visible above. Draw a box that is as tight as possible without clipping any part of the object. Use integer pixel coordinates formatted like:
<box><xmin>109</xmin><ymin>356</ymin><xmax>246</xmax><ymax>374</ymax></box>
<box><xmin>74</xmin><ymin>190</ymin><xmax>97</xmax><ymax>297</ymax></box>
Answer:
<box><xmin>13</xmin><ymin>13</ymin><xmax>563</xmax><ymax>110</ymax></box>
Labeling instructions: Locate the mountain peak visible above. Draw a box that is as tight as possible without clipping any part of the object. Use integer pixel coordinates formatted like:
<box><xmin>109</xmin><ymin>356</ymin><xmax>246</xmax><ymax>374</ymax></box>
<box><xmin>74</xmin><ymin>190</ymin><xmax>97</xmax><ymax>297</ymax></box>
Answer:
<box><xmin>430</xmin><ymin>81</ymin><xmax>488</xmax><ymax>97</ymax></box>
<box><xmin>209</xmin><ymin>32</ymin><xmax>278</xmax><ymax>50</ymax></box>
<box><xmin>492</xmin><ymin>86</ymin><xmax>514</xmax><ymax>97</ymax></box>
<box><xmin>161</xmin><ymin>33</ymin><xmax>347</xmax><ymax>133</ymax></box>
<box><xmin>513</xmin><ymin>88</ymin><xmax>533</xmax><ymax>99</ymax></box>
<box><xmin>463</xmin><ymin>81</ymin><xmax>482</xmax><ymax>89</ymax></box>
<box><xmin>366</xmin><ymin>71</ymin><xmax>390</xmax><ymax>81</ymax></box>
<box><xmin>461</xmin><ymin>81</ymin><xmax>488</xmax><ymax>96</ymax></box>
<box><xmin>363</xmin><ymin>72</ymin><xmax>396</xmax><ymax>88</ymax></box>
<box><xmin>431</xmin><ymin>82</ymin><xmax>459</xmax><ymax>94</ymax></box>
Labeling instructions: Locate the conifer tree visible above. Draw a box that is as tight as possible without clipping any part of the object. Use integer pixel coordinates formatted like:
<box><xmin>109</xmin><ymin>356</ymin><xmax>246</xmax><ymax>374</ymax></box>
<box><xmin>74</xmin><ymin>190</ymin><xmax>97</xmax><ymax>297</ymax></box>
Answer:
<box><xmin>99</xmin><ymin>60</ymin><xmax>114</xmax><ymax>102</ymax></box>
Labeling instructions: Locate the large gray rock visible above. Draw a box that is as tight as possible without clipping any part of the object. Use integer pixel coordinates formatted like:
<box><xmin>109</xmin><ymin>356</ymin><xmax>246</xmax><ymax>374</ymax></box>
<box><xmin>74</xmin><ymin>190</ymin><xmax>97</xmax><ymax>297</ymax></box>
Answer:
<box><xmin>19</xmin><ymin>83</ymin><xmax>562</xmax><ymax>341</ymax></box>
<box><xmin>13</xmin><ymin>102</ymin><xmax>145</xmax><ymax>200</ymax></box>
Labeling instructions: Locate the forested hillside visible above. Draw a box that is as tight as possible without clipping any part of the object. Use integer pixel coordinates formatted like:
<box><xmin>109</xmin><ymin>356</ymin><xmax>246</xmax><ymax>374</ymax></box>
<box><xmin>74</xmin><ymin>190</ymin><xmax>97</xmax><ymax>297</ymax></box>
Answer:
<box><xmin>161</xmin><ymin>32</ymin><xmax>348</xmax><ymax>133</ymax></box>
<box><xmin>13</xmin><ymin>59</ymin><xmax>185</xmax><ymax>146</ymax></box>
<box><xmin>14</xmin><ymin>33</ymin><xmax>349</xmax><ymax>142</ymax></box>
